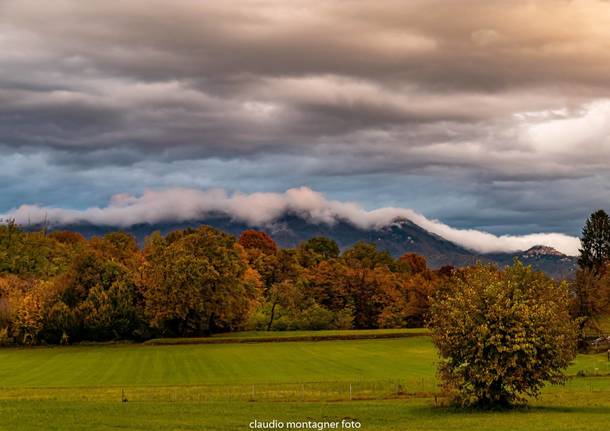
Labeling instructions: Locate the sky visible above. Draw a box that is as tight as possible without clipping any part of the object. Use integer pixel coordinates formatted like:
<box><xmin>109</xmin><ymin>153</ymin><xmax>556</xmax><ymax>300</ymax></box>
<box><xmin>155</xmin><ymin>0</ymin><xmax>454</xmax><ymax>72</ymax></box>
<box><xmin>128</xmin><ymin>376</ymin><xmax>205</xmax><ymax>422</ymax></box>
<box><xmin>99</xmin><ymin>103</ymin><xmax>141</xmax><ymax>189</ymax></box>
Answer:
<box><xmin>1</xmin><ymin>0</ymin><xmax>610</xmax><ymax>254</ymax></box>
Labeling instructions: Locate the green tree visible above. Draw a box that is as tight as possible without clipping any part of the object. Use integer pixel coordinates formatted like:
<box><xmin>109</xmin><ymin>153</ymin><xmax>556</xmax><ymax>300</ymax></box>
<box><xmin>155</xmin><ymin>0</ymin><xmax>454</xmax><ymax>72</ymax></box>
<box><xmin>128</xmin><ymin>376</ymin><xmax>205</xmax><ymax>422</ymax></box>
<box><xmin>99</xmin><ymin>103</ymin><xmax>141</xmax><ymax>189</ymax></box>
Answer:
<box><xmin>429</xmin><ymin>262</ymin><xmax>577</xmax><ymax>408</ymax></box>
<box><xmin>0</xmin><ymin>224</ymin><xmax>71</xmax><ymax>278</ymax></box>
<box><xmin>262</xmin><ymin>249</ymin><xmax>302</xmax><ymax>330</ymax></box>
<box><xmin>41</xmin><ymin>300</ymin><xmax>74</xmax><ymax>344</ymax></box>
<box><xmin>578</xmin><ymin>209</ymin><xmax>610</xmax><ymax>272</ymax></box>
<box><xmin>141</xmin><ymin>226</ymin><xmax>261</xmax><ymax>336</ymax></box>
<box><xmin>298</xmin><ymin>237</ymin><xmax>340</xmax><ymax>267</ymax></box>
<box><xmin>265</xmin><ymin>280</ymin><xmax>300</xmax><ymax>330</ymax></box>
<box><xmin>77</xmin><ymin>279</ymin><xmax>142</xmax><ymax>341</ymax></box>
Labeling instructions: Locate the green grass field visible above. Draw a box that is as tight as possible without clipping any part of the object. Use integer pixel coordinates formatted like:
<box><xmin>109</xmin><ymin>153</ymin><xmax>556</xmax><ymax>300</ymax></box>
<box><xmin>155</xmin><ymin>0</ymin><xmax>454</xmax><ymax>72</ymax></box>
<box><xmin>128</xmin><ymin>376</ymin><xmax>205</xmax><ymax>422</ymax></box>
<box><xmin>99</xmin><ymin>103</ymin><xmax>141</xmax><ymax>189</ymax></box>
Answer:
<box><xmin>1</xmin><ymin>333</ymin><xmax>610</xmax><ymax>430</ymax></box>
<box><xmin>3</xmin><ymin>397</ymin><xmax>610</xmax><ymax>431</ymax></box>
<box><xmin>0</xmin><ymin>337</ymin><xmax>435</xmax><ymax>388</ymax></box>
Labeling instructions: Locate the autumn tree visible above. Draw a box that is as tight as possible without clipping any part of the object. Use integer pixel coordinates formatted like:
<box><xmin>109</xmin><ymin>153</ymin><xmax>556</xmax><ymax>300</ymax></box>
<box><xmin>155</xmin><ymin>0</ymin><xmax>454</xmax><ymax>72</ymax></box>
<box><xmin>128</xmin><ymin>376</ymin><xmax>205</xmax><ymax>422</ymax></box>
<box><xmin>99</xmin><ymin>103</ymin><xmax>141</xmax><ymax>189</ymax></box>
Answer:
<box><xmin>397</xmin><ymin>253</ymin><xmax>428</xmax><ymax>275</ymax></box>
<box><xmin>429</xmin><ymin>262</ymin><xmax>578</xmax><ymax>408</ymax></box>
<box><xmin>303</xmin><ymin>259</ymin><xmax>350</xmax><ymax>312</ymax></box>
<box><xmin>238</xmin><ymin>230</ymin><xmax>279</xmax><ymax>292</ymax></box>
<box><xmin>239</xmin><ymin>230</ymin><xmax>278</xmax><ymax>256</ymax></box>
<box><xmin>573</xmin><ymin>210</ymin><xmax>610</xmax><ymax>336</ymax></box>
<box><xmin>141</xmin><ymin>227</ymin><xmax>261</xmax><ymax>336</ymax></box>
<box><xmin>376</xmin><ymin>253</ymin><xmax>437</xmax><ymax>328</ymax></box>
<box><xmin>572</xmin><ymin>264</ymin><xmax>610</xmax><ymax>338</ymax></box>
<box><xmin>341</xmin><ymin>242</ymin><xmax>395</xmax><ymax>328</ymax></box>
<box><xmin>47</xmin><ymin>232</ymin><xmax>145</xmax><ymax>341</ymax></box>
<box><xmin>12</xmin><ymin>279</ymin><xmax>62</xmax><ymax>344</ymax></box>
<box><xmin>58</xmin><ymin>241</ymin><xmax>134</xmax><ymax>307</ymax></box>
<box><xmin>378</xmin><ymin>272</ymin><xmax>436</xmax><ymax>328</ymax></box>
<box><xmin>596</xmin><ymin>266</ymin><xmax>610</xmax><ymax>317</ymax></box>
<box><xmin>48</xmin><ymin>230</ymin><xmax>86</xmax><ymax>247</ymax></box>
<box><xmin>0</xmin><ymin>275</ymin><xmax>28</xmax><ymax>343</ymax></box>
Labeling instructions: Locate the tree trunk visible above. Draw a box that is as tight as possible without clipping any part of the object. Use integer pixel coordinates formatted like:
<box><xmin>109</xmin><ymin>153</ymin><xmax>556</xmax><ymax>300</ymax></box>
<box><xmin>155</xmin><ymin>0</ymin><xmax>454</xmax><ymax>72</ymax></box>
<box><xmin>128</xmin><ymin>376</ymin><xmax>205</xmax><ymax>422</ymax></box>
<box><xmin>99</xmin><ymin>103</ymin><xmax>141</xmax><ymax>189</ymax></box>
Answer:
<box><xmin>267</xmin><ymin>301</ymin><xmax>278</xmax><ymax>331</ymax></box>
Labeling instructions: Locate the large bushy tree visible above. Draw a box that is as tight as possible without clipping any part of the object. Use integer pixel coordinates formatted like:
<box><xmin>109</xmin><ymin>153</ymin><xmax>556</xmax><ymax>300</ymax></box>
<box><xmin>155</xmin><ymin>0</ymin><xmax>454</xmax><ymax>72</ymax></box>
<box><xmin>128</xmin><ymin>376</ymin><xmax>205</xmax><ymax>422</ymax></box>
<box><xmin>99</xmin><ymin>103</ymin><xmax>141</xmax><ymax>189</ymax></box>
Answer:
<box><xmin>141</xmin><ymin>227</ymin><xmax>261</xmax><ymax>336</ymax></box>
<box><xmin>429</xmin><ymin>262</ymin><xmax>577</xmax><ymax>407</ymax></box>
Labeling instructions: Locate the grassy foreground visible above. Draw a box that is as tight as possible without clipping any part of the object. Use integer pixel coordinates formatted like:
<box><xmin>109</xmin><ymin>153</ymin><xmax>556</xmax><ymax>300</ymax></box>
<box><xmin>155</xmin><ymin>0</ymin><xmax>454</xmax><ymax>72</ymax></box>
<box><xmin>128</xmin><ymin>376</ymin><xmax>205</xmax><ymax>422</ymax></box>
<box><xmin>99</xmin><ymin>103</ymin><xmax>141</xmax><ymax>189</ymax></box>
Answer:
<box><xmin>1</xmin><ymin>333</ymin><xmax>610</xmax><ymax>430</ymax></box>
<box><xmin>0</xmin><ymin>337</ymin><xmax>435</xmax><ymax>388</ymax></box>
<box><xmin>3</xmin><ymin>397</ymin><xmax>610</xmax><ymax>431</ymax></box>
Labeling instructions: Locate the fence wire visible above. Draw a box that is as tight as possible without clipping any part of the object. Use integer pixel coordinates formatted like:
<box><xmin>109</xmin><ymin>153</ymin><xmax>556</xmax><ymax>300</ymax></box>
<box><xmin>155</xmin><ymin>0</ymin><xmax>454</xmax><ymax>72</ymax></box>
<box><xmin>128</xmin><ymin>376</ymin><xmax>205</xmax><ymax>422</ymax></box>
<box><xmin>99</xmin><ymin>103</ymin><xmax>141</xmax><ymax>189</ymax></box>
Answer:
<box><xmin>0</xmin><ymin>378</ymin><xmax>437</xmax><ymax>403</ymax></box>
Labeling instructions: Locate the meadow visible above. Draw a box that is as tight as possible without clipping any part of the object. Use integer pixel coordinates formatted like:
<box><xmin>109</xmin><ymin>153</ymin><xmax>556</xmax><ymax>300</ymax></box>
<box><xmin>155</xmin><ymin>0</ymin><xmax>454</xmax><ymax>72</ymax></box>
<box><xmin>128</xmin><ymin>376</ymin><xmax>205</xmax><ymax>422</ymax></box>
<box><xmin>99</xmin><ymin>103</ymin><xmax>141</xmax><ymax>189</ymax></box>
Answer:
<box><xmin>1</xmin><ymin>333</ymin><xmax>610</xmax><ymax>430</ymax></box>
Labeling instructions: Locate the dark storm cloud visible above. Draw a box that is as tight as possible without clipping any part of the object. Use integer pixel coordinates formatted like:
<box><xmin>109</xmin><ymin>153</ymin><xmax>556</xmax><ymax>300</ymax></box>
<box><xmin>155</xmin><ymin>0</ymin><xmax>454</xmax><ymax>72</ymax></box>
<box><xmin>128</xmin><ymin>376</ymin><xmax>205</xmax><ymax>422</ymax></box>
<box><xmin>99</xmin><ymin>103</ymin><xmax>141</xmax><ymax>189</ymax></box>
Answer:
<box><xmin>1</xmin><ymin>0</ymin><xmax>609</xmax><ymax>238</ymax></box>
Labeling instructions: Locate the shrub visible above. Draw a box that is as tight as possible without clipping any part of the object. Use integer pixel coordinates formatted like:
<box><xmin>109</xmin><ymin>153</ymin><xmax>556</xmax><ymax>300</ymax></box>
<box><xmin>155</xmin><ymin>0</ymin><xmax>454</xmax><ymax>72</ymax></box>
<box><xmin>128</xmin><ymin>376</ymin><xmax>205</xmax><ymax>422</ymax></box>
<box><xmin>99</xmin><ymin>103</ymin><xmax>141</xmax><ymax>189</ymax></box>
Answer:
<box><xmin>0</xmin><ymin>327</ymin><xmax>12</xmax><ymax>346</ymax></box>
<box><xmin>294</xmin><ymin>303</ymin><xmax>335</xmax><ymax>330</ymax></box>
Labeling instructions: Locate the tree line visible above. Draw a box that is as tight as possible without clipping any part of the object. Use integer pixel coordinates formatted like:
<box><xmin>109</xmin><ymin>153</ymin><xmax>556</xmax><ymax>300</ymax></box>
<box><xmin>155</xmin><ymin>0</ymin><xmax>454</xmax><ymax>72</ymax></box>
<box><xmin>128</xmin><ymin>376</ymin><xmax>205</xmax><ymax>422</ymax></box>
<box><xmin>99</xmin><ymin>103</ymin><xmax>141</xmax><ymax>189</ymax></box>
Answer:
<box><xmin>1</xmin><ymin>208</ymin><xmax>610</xmax><ymax>346</ymax></box>
<box><xmin>0</xmin><ymin>223</ymin><xmax>447</xmax><ymax>345</ymax></box>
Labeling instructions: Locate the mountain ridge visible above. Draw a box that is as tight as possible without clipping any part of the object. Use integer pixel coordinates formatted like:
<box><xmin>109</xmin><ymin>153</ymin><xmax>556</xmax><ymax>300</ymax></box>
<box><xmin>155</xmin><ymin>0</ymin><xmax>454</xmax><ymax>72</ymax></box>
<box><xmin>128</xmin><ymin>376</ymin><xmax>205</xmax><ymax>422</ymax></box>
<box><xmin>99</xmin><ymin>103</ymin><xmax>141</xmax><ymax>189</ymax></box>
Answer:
<box><xmin>40</xmin><ymin>213</ymin><xmax>577</xmax><ymax>278</ymax></box>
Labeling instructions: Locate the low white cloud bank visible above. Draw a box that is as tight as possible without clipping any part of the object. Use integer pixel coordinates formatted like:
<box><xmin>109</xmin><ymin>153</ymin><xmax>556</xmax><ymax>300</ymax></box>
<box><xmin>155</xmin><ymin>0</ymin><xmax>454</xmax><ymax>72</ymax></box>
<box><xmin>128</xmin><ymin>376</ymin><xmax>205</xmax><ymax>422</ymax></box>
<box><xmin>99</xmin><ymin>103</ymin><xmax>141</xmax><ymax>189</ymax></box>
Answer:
<box><xmin>1</xmin><ymin>187</ymin><xmax>580</xmax><ymax>255</ymax></box>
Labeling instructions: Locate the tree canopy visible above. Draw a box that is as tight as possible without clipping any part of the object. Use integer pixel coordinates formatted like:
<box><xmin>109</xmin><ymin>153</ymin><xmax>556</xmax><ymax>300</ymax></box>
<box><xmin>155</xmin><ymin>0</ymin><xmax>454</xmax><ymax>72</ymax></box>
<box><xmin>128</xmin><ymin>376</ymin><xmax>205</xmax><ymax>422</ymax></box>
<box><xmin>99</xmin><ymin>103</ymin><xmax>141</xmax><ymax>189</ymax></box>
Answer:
<box><xmin>429</xmin><ymin>262</ymin><xmax>578</xmax><ymax>408</ymax></box>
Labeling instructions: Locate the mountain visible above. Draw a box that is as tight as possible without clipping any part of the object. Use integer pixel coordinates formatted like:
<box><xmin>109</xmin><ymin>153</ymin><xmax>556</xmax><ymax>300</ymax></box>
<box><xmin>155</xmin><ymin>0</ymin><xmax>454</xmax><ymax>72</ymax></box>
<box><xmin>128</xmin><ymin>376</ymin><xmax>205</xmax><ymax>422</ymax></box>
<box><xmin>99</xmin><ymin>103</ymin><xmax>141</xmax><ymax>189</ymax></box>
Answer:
<box><xmin>485</xmin><ymin>245</ymin><xmax>577</xmax><ymax>279</ymax></box>
<box><xmin>49</xmin><ymin>214</ymin><xmax>577</xmax><ymax>278</ymax></box>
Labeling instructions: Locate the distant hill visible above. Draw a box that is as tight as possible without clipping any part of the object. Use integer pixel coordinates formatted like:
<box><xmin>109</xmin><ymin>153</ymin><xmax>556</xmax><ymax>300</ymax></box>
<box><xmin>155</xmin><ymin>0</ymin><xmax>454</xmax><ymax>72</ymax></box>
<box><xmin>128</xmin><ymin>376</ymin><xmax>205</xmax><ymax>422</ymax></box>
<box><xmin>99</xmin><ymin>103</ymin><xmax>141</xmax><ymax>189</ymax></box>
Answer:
<box><xmin>50</xmin><ymin>214</ymin><xmax>577</xmax><ymax>278</ymax></box>
<box><xmin>485</xmin><ymin>245</ymin><xmax>577</xmax><ymax>279</ymax></box>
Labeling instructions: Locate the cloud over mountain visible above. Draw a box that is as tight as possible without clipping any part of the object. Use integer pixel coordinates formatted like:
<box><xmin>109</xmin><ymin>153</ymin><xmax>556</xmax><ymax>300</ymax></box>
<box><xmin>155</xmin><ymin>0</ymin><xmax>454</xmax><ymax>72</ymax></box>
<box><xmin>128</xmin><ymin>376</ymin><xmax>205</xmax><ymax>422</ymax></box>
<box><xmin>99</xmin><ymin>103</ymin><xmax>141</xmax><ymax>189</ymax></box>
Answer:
<box><xmin>2</xmin><ymin>187</ymin><xmax>581</xmax><ymax>256</ymax></box>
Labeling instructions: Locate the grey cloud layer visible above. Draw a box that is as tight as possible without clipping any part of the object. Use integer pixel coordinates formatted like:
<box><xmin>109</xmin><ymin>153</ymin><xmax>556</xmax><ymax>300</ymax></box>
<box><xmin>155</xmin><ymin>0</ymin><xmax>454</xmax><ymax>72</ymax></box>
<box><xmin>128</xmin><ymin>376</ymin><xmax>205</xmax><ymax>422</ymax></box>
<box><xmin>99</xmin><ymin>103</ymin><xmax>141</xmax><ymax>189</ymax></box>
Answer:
<box><xmin>1</xmin><ymin>186</ymin><xmax>581</xmax><ymax>255</ymax></box>
<box><xmin>1</xmin><ymin>0</ymin><xmax>609</xmax><ymax>235</ymax></box>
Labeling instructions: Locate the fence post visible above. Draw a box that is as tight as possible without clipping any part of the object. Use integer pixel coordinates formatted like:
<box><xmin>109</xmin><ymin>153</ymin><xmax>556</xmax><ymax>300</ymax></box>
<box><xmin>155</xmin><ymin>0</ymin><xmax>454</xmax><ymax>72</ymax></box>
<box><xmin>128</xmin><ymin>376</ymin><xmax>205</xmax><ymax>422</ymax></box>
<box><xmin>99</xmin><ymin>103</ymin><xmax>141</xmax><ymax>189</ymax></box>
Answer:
<box><xmin>349</xmin><ymin>383</ymin><xmax>352</xmax><ymax>401</ymax></box>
